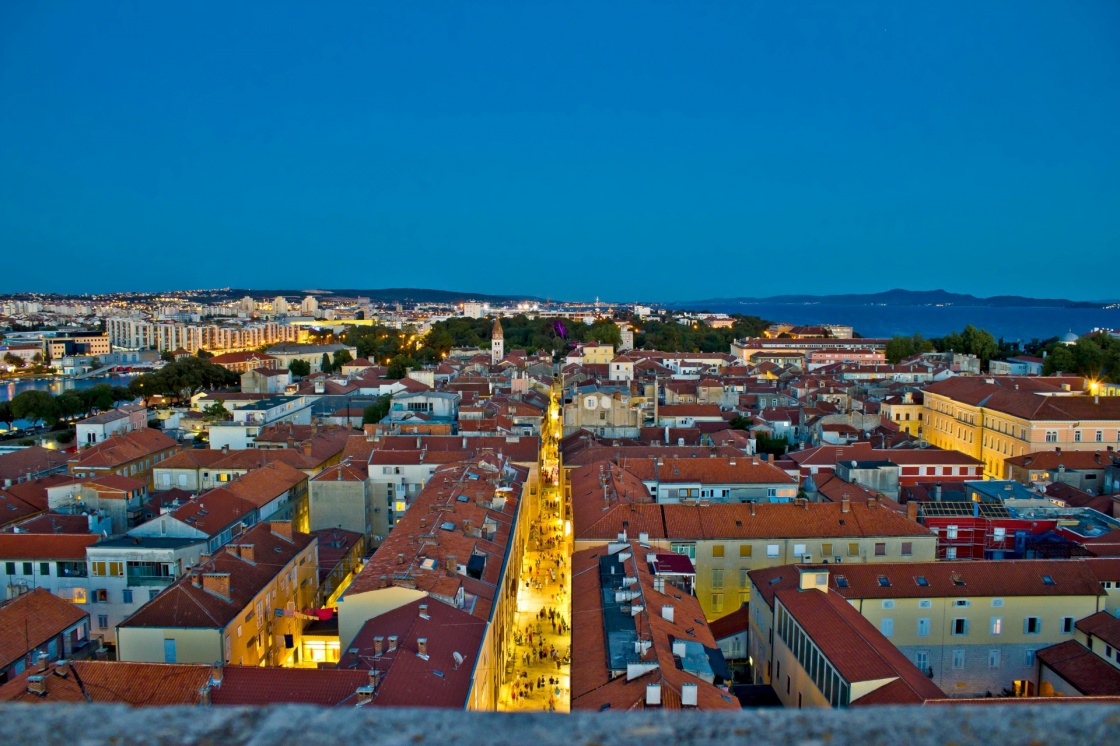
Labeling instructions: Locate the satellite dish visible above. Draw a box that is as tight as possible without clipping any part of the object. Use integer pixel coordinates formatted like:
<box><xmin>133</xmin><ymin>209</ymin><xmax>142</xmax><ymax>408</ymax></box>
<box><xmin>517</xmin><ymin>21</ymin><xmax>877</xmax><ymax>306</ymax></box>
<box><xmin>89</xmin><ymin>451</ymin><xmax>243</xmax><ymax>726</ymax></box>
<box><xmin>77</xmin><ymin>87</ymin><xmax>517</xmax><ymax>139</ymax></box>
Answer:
<box><xmin>453</xmin><ymin>651</ymin><xmax>464</xmax><ymax>669</ymax></box>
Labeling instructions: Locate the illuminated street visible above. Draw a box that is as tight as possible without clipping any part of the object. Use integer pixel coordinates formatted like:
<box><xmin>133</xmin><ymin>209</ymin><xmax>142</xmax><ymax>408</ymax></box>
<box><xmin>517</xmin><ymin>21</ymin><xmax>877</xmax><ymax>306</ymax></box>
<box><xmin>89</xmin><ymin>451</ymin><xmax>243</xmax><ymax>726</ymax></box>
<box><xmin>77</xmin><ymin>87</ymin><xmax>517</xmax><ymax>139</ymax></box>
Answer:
<box><xmin>499</xmin><ymin>374</ymin><xmax>570</xmax><ymax>712</ymax></box>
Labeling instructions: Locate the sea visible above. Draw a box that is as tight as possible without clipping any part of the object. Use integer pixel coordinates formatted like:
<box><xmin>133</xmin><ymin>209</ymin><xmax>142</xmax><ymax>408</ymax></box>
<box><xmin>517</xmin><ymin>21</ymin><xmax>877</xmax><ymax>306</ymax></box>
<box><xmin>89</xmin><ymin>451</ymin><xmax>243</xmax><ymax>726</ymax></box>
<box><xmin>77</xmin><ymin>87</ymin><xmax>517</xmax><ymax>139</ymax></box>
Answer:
<box><xmin>0</xmin><ymin>373</ymin><xmax>138</xmax><ymax>432</ymax></box>
<box><xmin>704</xmin><ymin>303</ymin><xmax>1120</xmax><ymax>342</ymax></box>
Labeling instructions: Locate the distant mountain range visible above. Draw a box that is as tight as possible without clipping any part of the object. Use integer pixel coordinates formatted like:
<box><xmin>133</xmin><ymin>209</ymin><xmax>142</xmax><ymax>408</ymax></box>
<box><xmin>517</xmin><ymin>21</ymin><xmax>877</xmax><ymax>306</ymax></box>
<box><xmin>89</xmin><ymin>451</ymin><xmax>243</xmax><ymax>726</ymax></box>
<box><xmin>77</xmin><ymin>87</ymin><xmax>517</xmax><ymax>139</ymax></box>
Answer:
<box><xmin>669</xmin><ymin>289</ymin><xmax>1113</xmax><ymax>310</ymax></box>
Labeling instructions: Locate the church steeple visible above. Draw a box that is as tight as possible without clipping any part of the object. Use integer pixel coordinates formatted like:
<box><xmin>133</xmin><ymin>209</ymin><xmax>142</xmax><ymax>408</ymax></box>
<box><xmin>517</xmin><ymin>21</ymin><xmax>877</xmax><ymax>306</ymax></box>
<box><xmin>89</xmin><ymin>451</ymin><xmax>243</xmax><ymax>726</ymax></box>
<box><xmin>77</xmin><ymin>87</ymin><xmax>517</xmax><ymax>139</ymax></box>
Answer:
<box><xmin>490</xmin><ymin>317</ymin><xmax>504</xmax><ymax>364</ymax></box>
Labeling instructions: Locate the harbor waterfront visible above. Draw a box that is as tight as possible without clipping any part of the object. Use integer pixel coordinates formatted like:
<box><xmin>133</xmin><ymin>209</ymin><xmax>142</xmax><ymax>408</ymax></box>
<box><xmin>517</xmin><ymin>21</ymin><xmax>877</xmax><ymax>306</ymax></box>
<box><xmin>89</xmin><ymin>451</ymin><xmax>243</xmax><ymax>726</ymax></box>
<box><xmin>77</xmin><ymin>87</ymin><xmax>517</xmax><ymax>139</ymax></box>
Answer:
<box><xmin>1</xmin><ymin>373</ymin><xmax>138</xmax><ymax>404</ymax></box>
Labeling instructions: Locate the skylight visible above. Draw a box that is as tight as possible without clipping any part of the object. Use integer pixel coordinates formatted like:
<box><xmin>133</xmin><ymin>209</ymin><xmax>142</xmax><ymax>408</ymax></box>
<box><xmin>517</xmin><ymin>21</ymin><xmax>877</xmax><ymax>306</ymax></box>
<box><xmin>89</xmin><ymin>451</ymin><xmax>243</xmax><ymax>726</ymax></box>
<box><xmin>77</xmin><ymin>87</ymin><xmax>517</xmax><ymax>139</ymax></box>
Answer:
<box><xmin>1042</xmin><ymin>575</ymin><xmax>1055</xmax><ymax>585</ymax></box>
<box><xmin>877</xmin><ymin>576</ymin><xmax>891</xmax><ymax>588</ymax></box>
<box><xmin>916</xmin><ymin>576</ymin><xmax>929</xmax><ymax>587</ymax></box>
<box><xmin>439</xmin><ymin>521</ymin><xmax>456</xmax><ymax>531</ymax></box>
<box><xmin>835</xmin><ymin>576</ymin><xmax>848</xmax><ymax>588</ymax></box>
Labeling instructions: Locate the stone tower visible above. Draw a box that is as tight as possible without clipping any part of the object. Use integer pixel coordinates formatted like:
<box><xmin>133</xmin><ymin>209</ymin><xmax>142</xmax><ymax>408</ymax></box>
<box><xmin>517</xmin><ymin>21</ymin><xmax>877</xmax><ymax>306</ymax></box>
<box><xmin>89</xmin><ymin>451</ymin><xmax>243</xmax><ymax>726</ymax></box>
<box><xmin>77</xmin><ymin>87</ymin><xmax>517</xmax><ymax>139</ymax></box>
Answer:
<box><xmin>491</xmin><ymin>317</ymin><xmax>504</xmax><ymax>364</ymax></box>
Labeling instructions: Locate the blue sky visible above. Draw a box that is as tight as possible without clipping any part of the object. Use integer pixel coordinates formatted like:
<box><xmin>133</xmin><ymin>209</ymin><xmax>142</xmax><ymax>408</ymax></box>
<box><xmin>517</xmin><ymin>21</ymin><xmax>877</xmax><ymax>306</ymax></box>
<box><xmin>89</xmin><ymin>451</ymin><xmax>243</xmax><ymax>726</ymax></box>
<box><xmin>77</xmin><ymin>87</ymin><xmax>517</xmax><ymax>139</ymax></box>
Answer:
<box><xmin>1</xmin><ymin>2</ymin><xmax>1117</xmax><ymax>301</ymax></box>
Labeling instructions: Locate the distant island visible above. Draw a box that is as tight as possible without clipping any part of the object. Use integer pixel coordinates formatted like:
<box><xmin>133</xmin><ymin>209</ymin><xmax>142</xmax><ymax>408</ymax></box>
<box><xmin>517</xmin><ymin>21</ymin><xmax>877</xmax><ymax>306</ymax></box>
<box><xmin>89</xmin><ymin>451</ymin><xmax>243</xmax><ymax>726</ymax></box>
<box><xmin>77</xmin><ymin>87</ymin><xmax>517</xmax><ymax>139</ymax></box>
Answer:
<box><xmin>670</xmin><ymin>289</ymin><xmax>1112</xmax><ymax>310</ymax></box>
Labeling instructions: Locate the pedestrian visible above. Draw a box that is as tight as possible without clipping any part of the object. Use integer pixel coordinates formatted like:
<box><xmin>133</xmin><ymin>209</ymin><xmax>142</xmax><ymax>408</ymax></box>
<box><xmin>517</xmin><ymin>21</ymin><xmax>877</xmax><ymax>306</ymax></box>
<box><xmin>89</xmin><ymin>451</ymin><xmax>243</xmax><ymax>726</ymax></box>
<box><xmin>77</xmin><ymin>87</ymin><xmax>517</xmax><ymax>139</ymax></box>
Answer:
<box><xmin>556</xmin><ymin>659</ymin><xmax>562</xmax><ymax>671</ymax></box>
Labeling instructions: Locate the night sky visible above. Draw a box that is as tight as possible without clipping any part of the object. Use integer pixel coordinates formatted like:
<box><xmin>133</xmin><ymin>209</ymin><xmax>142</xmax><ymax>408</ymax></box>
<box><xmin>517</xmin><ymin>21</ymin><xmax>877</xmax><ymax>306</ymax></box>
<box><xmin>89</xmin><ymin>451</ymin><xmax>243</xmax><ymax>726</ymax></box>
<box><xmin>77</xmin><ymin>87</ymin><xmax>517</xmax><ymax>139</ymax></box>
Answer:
<box><xmin>1</xmin><ymin>2</ymin><xmax>1117</xmax><ymax>301</ymax></box>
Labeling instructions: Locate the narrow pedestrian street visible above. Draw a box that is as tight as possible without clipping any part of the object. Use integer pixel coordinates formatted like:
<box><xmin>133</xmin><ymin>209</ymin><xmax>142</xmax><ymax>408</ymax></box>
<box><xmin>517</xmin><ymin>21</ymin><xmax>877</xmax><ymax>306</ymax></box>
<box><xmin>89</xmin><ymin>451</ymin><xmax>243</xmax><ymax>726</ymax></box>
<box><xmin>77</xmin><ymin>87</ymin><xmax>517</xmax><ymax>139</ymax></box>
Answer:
<box><xmin>498</xmin><ymin>372</ymin><xmax>570</xmax><ymax>712</ymax></box>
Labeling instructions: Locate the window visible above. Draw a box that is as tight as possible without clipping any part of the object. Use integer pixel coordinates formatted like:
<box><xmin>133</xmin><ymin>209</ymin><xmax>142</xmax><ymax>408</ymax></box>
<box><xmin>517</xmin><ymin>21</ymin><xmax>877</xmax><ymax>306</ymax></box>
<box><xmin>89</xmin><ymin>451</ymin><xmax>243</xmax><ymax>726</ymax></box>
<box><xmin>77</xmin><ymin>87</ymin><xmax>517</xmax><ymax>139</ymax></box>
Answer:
<box><xmin>739</xmin><ymin>545</ymin><xmax>752</xmax><ymax>558</ymax></box>
<box><xmin>766</xmin><ymin>544</ymin><xmax>779</xmax><ymax>558</ymax></box>
<box><xmin>945</xmin><ymin>547</ymin><xmax>957</xmax><ymax>560</ymax></box>
<box><xmin>1025</xmin><ymin>617</ymin><xmax>1042</xmax><ymax>635</ymax></box>
<box><xmin>711</xmin><ymin>593</ymin><xmax>724</xmax><ymax>613</ymax></box>
<box><xmin>98</xmin><ymin>615</ymin><xmax>108</xmax><ymax>629</ymax></box>
<box><xmin>1045</xmin><ymin>431</ymin><xmax>1057</xmax><ymax>443</ymax></box>
<box><xmin>164</xmin><ymin>639</ymin><xmax>177</xmax><ymax>663</ymax></box>
<box><xmin>901</xmin><ymin>542</ymin><xmax>912</xmax><ymax>556</ymax></box>
<box><xmin>952</xmin><ymin>649</ymin><xmax>965</xmax><ymax>669</ymax></box>
<box><xmin>821</xmin><ymin>543</ymin><xmax>833</xmax><ymax>557</ymax></box>
<box><xmin>952</xmin><ymin>618</ymin><xmax>969</xmax><ymax>636</ymax></box>
<box><xmin>22</xmin><ymin>562</ymin><xmax>32</xmax><ymax>575</ymax></box>
<box><xmin>847</xmin><ymin>543</ymin><xmax>859</xmax><ymax>557</ymax></box>
<box><xmin>793</xmin><ymin>543</ymin><xmax>806</xmax><ymax>556</ymax></box>
<box><xmin>946</xmin><ymin>525</ymin><xmax>959</xmax><ymax>540</ymax></box>
<box><xmin>1025</xmin><ymin>650</ymin><xmax>1036</xmax><ymax>666</ymax></box>
<box><xmin>874</xmin><ymin>542</ymin><xmax>886</xmax><ymax>557</ymax></box>
<box><xmin>1061</xmin><ymin>617</ymin><xmax>1074</xmax><ymax>634</ymax></box>
<box><xmin>149</xmin><ymin>589</ymin><xmax>160</xmax><ymax>601</ymax></box>
<box><xmin>991</xmin><ymin>617</ymin><xmax>1002</xmax><ymax>635</ymax></box>
<box><xmin>39</xmin><ymin>562</ymin><xmax>50</xmax><ymax>575</ymax></box>
<box><xmin>712</xmin><ymin>545</ymin><xmax>724</xmax><ymax>558</ymax></box>
<box><xmin>122</xmin><ymin>589</ymin><xmax>133</xmax><ymax>604</ymax></box>
<box><xmin>4</xmin><ymin>562</ymin><xmax>13</xmax><ymax>575</ymax></box>
<box><xmin>915</xmin><ymin>651</ymin><xmax>929</xmax><ymax>672</ymax></box>
<box><xmin>882</xmin><ymin>600</ymin><xmax>895</xmax><ymax>609</ymax></box>
<box><xmin>711</xmin><ymin>569</ymin><xmax>724</xmax><ymax>589</ymax></box>
<box><xmin>917</xmin><ymin>618</ymin><xmax>931</xmax><ymax>637</ymax></box>
<box><xmin>672</xmin><ymin>543</ymin><xmax>696</xmax><ymax>559</ymax></box>
<box><xmin>739</xmin><ymin>568</ymin><xmax>750</xmax><ymax>587</ymax></box>
<box><xmin>992</xmin><ymin>598</ymin><xmax>1004</xmax><ymax>607</ymax></box>
<box><xmin>1074</xmin><ymin>430</ymin><xmax>1081</xmax><ymax>442</ymax></box>
<box><xmin>993</xmin><ymin>527</ymin><xmax>1006</xmax><ymax>542</ymax></box>
<box><xmin>881</xmin><ymin>618</ymin><xmax>894</xmax><ymax>637</ymax></box>
<box><xmin>1097</xmin><ymin>431</ymin><xmax>1103</xmax><ymax>442</ymax></box>
<box><xmin>988</xmin><ymin>649</ymin><xmax>1001</xmax><ymax>669</ymax></box>
<box><xmin>954</xmin><ymin>599</ymin><xmax>970</xmax><ymax>607</ymax></box>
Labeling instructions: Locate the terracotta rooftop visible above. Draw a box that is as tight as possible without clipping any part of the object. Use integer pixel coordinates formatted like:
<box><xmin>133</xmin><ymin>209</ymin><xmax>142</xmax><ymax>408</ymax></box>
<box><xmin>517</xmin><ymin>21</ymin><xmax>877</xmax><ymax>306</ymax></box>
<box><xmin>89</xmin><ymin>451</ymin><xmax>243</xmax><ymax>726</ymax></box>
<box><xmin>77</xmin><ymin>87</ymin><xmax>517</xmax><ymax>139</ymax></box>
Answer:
<box><xmin>0</xmin><ymin>446</ymin><xmax>70</xmax><ymax>483</ymax></box>
<box><xmin>0</xmin><ymin>589</ymin><xmax>90</xmax><ymax>670</ymax></box>
<box><xmin>342</xmin><ymin>456</ymin><xmax>526</xmax><ymax>621</ymax></box>
<box><xmin>1075</xmin><ymin>611</ymin><xmax>1120</xmax><ymax>651</ymax></box>
<box><xmin>337</xmin><ymin>598</ymin><xmax>486</xmax><ymax>709</ymax></box>
<box><xmin>618</xmin><ymin>456</ymin><xmax>796</xmax><ymax>486</ymax></box>
<box><xmin>1036</xmin><ymin>640</ymin><xmax>1120</xmax><ymax>696</ymax></box>
<box><xmin>119</xmin><ymin>522</ymin><xmax>314</xmax><ymax>631</ymax></box>
<box><xmin>0</xmin><ymin>533</ymin><xmax>99</xmax><ymax>560</ymax></box>
<box><xmin>69</xmin><ymin>429</ymin><xmax>178</xmax><ymax>470</ymax></box>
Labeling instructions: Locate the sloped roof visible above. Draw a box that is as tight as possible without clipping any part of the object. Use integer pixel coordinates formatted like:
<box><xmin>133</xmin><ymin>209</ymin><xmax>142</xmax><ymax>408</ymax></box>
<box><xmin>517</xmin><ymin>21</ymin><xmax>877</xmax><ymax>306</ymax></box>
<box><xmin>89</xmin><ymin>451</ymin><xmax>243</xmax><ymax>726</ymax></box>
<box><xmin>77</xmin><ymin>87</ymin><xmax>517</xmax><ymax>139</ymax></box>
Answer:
<box><xmin>0</xmin><ymin>589</ymin><xmax>90</xmax><ymax>669</ymax></box>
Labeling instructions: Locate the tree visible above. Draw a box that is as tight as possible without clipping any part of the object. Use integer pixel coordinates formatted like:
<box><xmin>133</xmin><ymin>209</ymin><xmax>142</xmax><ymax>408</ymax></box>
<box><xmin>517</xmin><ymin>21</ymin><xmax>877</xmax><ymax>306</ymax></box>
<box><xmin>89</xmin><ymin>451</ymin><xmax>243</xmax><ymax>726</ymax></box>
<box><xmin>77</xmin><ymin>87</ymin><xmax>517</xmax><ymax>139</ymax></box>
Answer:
<box><xmin>4</xmin><ymin>352</ymin><xmax>25</xmax><ymax>369</ymax></box>
<box><xmin>129</xmin><ymin>373</ymin><xmax>163</xmax><ymax>406</ymax></box>
<box><xmin>56</xmin><ymin>390</ymin><xmax>88</xmax><ymax>420</ymax></box>
<box><xmin>755</xmin><ymin>432</ymin><xmax>789</xmax><ymax>457</ymax></box>
<box><xmin>196</xmin><ymin>349</ymin><xmax>214</xmax><ymax>359</ymax></box>
<box><xmin>333</xmin><ymin>349</ymin><xmax>353</xmax><ymax>370</ymax></box>
<box><xmin>386</xmin><ymin>356</ymin><xmax>418</xmax><ymax>380</ymax></box>
<box><xmin>587</xmin><ymin>320</ymin><xmax>622</xmax><ymax>347</ymax></box>
<box><xmin>885</xmin><ymin>334</ymin><xmax>933</xmax><ymax>364</ymax></box>
<box><xmin>288</xmin><ymin>359</ymin><xmax>311</xmax><ymax>377</ymax></box>
<box><xmin>362</xmin><ymin>395</ymin><xmax>392</xmax><ymax>425</ymax></box>
<box><xmin>80</xmin><ymin>384</ymin><xmax>115</xmax><ymax>413</ymax></box>
<box><xmin>160</xmin><ymin>351</ymin><xmax>176</xmax><ymax>362</ymax></box>
<box><xmin>110</xmin><ymin>386</ymin><xmax>134</xmax><ymax>405</ymax></box>
<box><xmin>10</xmin><ymin>390</ymin><xmax>60</xmax><ymax>426</ymax></box>
<box><xmin>202</xmin><ymin>401</ymin><xmax>231</xmax><ymax>423</ymax></box>
<box><xmin>0</xmin><ymin>401</ymin><xmax>14</xmax><ymax>430</ymax></box>
<box><xmin>321</xmin><ymin>353</ymin><xmax>332</xmax><ymax>374</ymax></box>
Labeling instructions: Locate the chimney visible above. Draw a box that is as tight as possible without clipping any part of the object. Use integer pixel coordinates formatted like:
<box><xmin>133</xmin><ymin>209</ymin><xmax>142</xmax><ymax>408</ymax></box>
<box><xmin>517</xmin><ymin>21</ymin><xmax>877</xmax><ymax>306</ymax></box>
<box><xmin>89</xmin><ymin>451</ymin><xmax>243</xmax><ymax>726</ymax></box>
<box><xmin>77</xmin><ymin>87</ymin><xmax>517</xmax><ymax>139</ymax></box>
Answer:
<box><xmin>303</xmin><ymin>443</ymin><xmax>313</xmax><ymax>457</ymax></box>
<box><xmin>369</xmin><ymin>668</ymin><xmax>381</xmax><ymax>688</ymax></box>
<box><xmin>397</xmin><ymin>553</ymin><xmax>405</xmax><ymax>565</ymax></box>
<box><xmin>373</xmin><ymin>636</ymin><xmax>384</xmax><ymax>656</ymax></box>
<box><xmin>417</xmin><ymin>638</ymin><xmax>429</xmax><ymax>660</ymax></box>
<box><xmin>645</xmin><ymin>683</ymin><xmax>661</xmax><ymax>706</ymax></box>
<box><xmin>201</xmin><ymin>573</ymin><xmax>231</xmax><ymax>600</ymax></box>
<box><xmin>221</xmin><ymin>444</ymin><xmax>229</xmax><ymax>455</ymax></box>
<box><xmin>840</xmin><ymin>496</ymin><xmax>850</xmax><ymax>513</ymax></box>
<box><xmin>238</xmin><ymin>544</ymin><xmax>254</xmax><ymax>563</ymax></box>
<box><xmin>26</xmin><ymin>676</ymin><xmax>47</xmax><ymax>696</ymax></box>
<box><xmin>750</xmin><ymin>502</ymin><xmax>756</xmax><ymax>516</ymax></box>
<box><xmin>269</xmin><ymin>521</ymin><xmax>293</xmax><ymax>542</ymax></box>
<box><xmin>53</xmin><ymin>660</ymin><xmax>70</xmax><ymax>678</ymax></box>
<box><xmin>934</xmin><ymin>483</ymin><xmax>942</xmax><ymax>502</ymax></box>
<box><xmin>191</xmin><ymin>572</ymin><xmax>202</xmax><ymax>588</ymax></box>
<box><xmin>906</xmin><ymin>500</ymin><xmax>919</xmax><ymax>521</ymax></box>
<box><xmin>198</xmin><ymin>683</ymin><xmax>211</xmax><ymax>706</ymax></box>
<box><xmin>36</xmin><ymin>652</ymin><xmax>49</xmax><ymax>673</ymax></box>
<box><xmin>662</xmin><ymin>605</ymin><xmax>675</xmax><ymax>623</ymax></box>
<box><xmin>419</xmin><ymin>603</ymin><xmax>430</xmax><ymax>619</ymax></box>
<box><xmin>388</xmin><ymin>635</ymin><xmax>398</xmax><ymax>652</ymax></box>
<box><xmin>802</xmin><ymin>498</ymin><xmax>809</xmax><ymax>511</ymax></box>
<box><xmin>447</xmin><ymin>555</ymin><xmax>458</xmax><ymax>574</ymax></box>
<box><xmin>355</xmin><ymin>685</ymin><xmax>375</xmax><ymax>704</ymax></box>
<box><xmin>211</xmin><ymin>662</ymin><xmax>223</xmax><ymax>686</ymax></box>
<box><xmin>681</xmin><ymin>682</ymin><xmax>698</xmax><ymax>707</ymax></box>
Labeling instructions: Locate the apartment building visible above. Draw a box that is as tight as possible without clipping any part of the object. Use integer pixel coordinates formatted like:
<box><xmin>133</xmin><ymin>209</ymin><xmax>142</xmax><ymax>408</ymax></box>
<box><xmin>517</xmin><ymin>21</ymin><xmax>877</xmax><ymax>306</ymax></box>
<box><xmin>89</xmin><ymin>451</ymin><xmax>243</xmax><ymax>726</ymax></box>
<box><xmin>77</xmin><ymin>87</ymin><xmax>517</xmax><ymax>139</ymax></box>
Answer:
<box><xmin>570</xmin><ymin>461</ymin><xmax>936</xmax><ymax>620</ymax></box>
<box><xmin>750</xmin><ymin>560</ymin><xmax>1107</xmax><ymax>698</ymax></box>
<box><xmin>617</xmin><ymin>455</ymin><xmax>798</xmax><ymax>503</ymax></box>
<box><xmin>749</xmin><ymin>568</ymin><xmax>945</xmax><ymax>707</ymax></box>
<box><xmin>0</xmin><ymin>533</ymin><xmax>101</xmax><ymax>603</ymax></box>
<box><xmin>922</xmin><ymin>377</ymin><xmax>1120</xmax><ymax>479</ymax></box>
<box><xmin>0</xmin><ymin>590</ymin><xmax>92</xmax><ymax>684</ymax></box>
<box><xmin>570</xmin><ymin>541</ymin><xmax>740</xmax><ymax>712</ymax></box>
<box><xmin>68</xmin><ymin>429</ymin><xmax>180</xmax><ymax>488</ymax></box>
<box><xmin>75</xmin><ymin>405</ymin><xmax>148</xmax><ymax>447</ymax></box>
<box><xmin>338</xmin><ymin>455</ymin><xmax>530</xmax><ymax>710</ymax></box>
<box><xmin>116</xmin><ymin>522</ymin><xmax>318</xmax><ymax>667</ymax></box>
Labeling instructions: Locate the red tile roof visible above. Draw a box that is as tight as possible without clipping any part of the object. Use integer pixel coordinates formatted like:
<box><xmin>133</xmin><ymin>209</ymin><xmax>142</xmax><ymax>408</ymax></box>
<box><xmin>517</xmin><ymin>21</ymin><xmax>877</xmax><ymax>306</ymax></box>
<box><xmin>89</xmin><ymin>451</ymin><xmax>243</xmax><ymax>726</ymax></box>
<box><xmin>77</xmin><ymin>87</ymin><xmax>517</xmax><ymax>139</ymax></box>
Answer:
<box><xmin>337</xmin><ymin>598</ymin><xmax>486</xmax><ymax>709</ymax></box>
<box><xmin>1036</xmin><ymin>639</ymin><xmax>1120</xmax><ymax>696</ymax></box>
<box><xmin>0</xmin><ymin>533</ymin><xmax>99</xmax><ymax>560</ymax></box>
<box><xmin>69</xmin><ymin>429</ymin><xmax>178</xmax><ymax>471</ymax></box>
<box><xmin>0</xmin><ymin>589</ymin><xmax>90</xmax><ymax>669</ymax></box>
